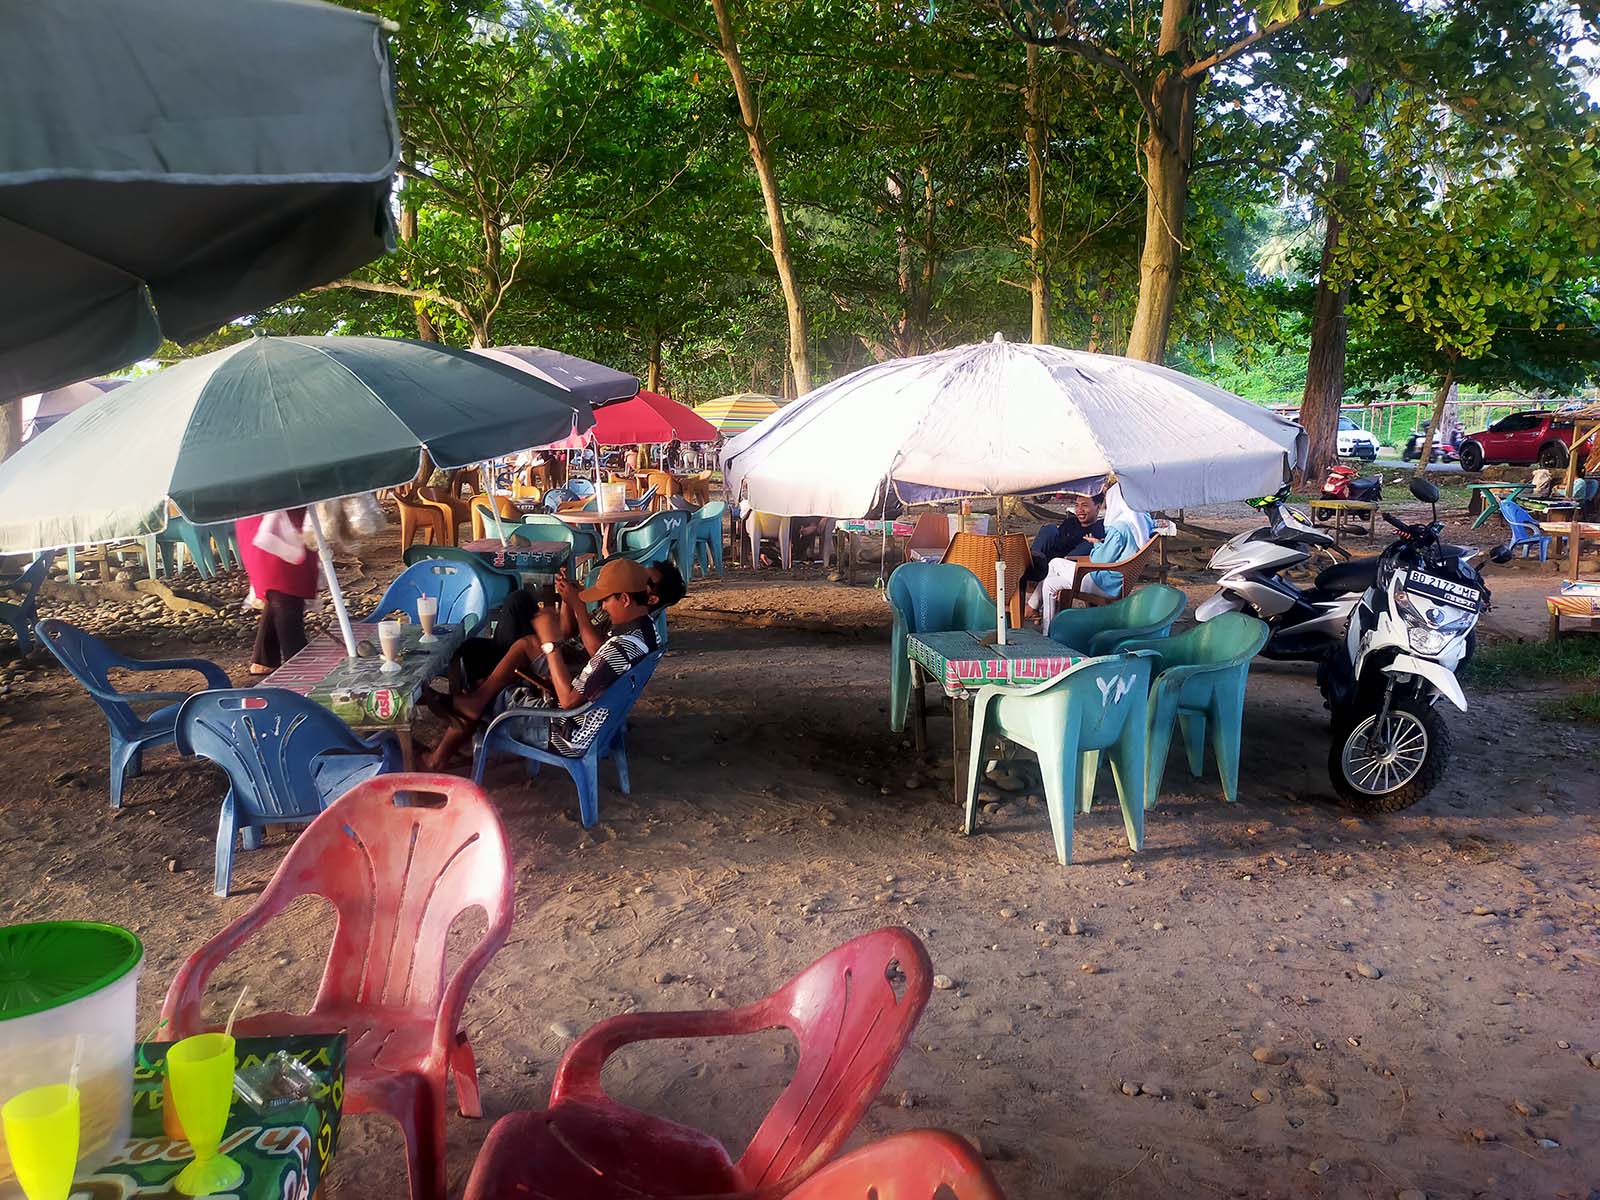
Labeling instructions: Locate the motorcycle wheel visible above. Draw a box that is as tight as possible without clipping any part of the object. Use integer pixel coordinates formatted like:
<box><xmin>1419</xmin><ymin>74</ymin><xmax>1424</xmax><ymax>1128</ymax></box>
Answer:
<box><xmin>1329</xmin><ymin>694</ymin><xmax>1452</xmax><ymax>812</ymax></box>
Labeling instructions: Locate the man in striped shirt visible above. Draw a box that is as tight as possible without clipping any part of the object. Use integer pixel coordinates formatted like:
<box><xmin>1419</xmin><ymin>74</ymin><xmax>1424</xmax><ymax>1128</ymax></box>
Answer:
<box><xmin>422</xmin><ymin>559</ymin><xmax>658</xmax><ymax>768</ymax></box>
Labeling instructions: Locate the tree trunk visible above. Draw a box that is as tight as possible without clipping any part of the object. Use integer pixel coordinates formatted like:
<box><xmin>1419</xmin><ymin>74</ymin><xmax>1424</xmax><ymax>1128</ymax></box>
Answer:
<box><xmin>709</xmin><ymin>0</ymin><xmax>811</xmax><ymax>396</ymax></box>
<box><xmin>647</xmin><ymin>334</ymin><xmax>662</xmax><ymax>393</ymax></box>
<box><xmin>1025</xmin><ymin>43</ymin><xmax>1050</xmax><ymax>343</ymax></box>
<box><xmin>1125</xmin><ymin>0</ymin><xmax>1196</xmax><ymax>364</ymax></box>
<box><xmin>397</xmin><ymin>164</ymin><xmax>440</xmax><ymax>343</ymax></box>
<box><xmin>1299</xmin><ymin>205</ymin><xmax>1353</xmax><ymax>487</ymax></box>
<box><xmin>1414</xmin><ymin>368</ymin><xmax>1457</xmax><ymax>477</ymax></box>
<box><xmin>0</xmin><ymin>400</ymin><xmax>22</xmax><ymax>463</ymax></box>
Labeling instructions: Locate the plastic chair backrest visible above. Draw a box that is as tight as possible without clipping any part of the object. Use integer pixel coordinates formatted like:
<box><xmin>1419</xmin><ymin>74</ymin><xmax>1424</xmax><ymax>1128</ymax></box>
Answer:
<box><xmin>551</xmin><ymin>926</ymin><xmax>932</xmax><ymax>1192</ymax></box>
<box><xmin>1500</xmin><ymin>499</ymin><xmax>1544</xmax><ymax>540</ymax></box>
<box><xmin>887</xmin><ymin>562</ymin><xmax>992</xmax><ymax>633</ymax></box>
<box><xmin>5</xmin><ymin>557</ymin><xmax>48</xmax><ymax>605</ymax></box>
<box><xmin>1047</xmin><ymin>583</ymin><xmax>1186</xmax><ymax>653</ymax></box>
<box><xmin>694</xmin><ymin>500</ymin><xmax>727</xmax><ymax>529</ymax></box>
<box><xmin>369</xmin><ymin>560</ymin><xmax>487</xmax><ymax>630</ymax></box>
<box><xmin>254</xmin><ymin>774</ymin><xmax>512</xmax><ymax>1015</ymax></box>
<box><xmin>36</xmin><ymin>619</ymin><xmax>145</xmax><ymax>738</ymax></box>
<box><xmin>1123</xmin><ymin>611</ymin><xmax>1268</xmax><ymax>674</ymax></box>
<box><xmin>1042</xmin><ymin>653</ymin><xmax>1154</xmax><ymax>749</ymax></box>
<box><xmin>401</xmin><ymin>544</ymin><xmax>517</xmax><ymax>598</ymax></box>
<box><xmin>581</xmin><ymin>650</ymin><xmax>663</xmax><ymax>755</ymax></box>
<box><xmin>617</xmin><ymin>511</ymin><xmax>685</xmax><ymax>561</ymax></box>
<box><xmin>907</xmin><ymin>511</ymin><xmax>952</xmax><ymax>555</ymax></box>
<box><xmin>782</xmin><ymin>1130</ymin><xmax>1007</xmax><ymax>1200</ymax></box>
<box><xmin>507</xmin><ymin>515</ymin><xmax>579</xmax><ymax>550</ymax></box>
<box><xmin>175</xmin><ymin>689</ymin><xmax>375</xmax><ymax>823</ymax></box>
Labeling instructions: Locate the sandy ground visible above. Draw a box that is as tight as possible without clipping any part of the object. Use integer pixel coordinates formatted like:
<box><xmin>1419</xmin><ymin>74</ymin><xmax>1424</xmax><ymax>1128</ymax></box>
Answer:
<box><xmin>1</xmin><ymin>498</ymin><xmax>1597</xmax><ymax>1200</ymax></box>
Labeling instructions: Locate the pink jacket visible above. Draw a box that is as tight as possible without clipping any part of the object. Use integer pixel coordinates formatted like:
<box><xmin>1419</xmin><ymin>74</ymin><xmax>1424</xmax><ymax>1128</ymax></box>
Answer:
<box><xmin>236</xmin><ymin>510</ymin><xmax>319</xmax><ymax>600</ymax></box>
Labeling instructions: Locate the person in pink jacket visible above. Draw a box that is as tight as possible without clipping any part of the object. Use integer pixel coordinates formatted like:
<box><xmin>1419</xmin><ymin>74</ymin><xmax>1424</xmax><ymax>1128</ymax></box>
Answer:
<box><xmin>236</xmin><ymin>508</ymin><xmax>319</xmax><ymax>674</ymax></box>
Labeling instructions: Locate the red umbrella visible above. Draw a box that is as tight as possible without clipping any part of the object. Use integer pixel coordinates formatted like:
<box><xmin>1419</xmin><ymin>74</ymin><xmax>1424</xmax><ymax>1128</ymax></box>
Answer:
<box><xmin>591</xmin><ymin>390</ymin><xmax>718</xmax><ymax>445</ymax></box>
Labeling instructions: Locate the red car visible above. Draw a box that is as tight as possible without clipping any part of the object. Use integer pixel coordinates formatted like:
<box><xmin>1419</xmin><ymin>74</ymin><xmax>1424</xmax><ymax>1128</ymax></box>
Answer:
<box><xmin>1458</xmin><ymin>410</ymin><xmax>1574</xmax><ymax>471</ymax></box>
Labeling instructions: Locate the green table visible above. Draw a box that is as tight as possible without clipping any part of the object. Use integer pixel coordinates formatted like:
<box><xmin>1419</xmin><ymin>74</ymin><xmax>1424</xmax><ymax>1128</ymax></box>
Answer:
<box><xmin>1467</xmin><ymin>482</ymin><xmax>1530</xmax><ymax>528</ymax></box>
<box><xmin>906</xmin><ymin>629</ymin><xmax>1085</xmax><ymax>813</ymax></box>
<box><xmin>78</xmin><ymin>1034</ymin><xmax>345</xmax><ymax>1200</ymax></box>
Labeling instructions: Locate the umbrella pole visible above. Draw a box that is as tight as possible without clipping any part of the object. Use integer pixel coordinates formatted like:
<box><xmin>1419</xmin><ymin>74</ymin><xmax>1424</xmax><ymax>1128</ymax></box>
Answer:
<box><xmin>488</xmin><ymin>463</ymin><xmax>508</xmax><ymax>548</ymax></box>
<box><xmin>307</xmin><ymin>507</ymin><xmax>359</xmax><ymax>658</ymax></box>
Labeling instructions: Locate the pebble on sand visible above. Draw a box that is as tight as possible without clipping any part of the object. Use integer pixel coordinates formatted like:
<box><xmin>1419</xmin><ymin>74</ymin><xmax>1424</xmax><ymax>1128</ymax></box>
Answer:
<box><xmin>1251</xmin><ymin>1087</ymin><xmax>1274</xmax><ymax>1103</ymax></box>
<box><xmin>932</xmin><ymin>974</ymin><xmax>956</xmax><ymax>990</ymax></box>
<box><xmin>1396</xmin><ymin>1190</ymin><xmax>1427</xmax><ymax>1200</ymax></box>
<box><xmin>1355</xmin><ymin>962</ymin><xmax>1383</xmax><ymax>979</ymax></box>
<box><xmin>1251</xmin><ymin>1046</ymin><xmax>1289</xmax><ymax>1065</ymax></box>
<box><xmin>1307</xmin><ymin>1158</ymin><xmax>1331</xmax><ymax>1176</ymax></box>
<box><xmin>1120</xmin><ymin>1081</ymin><xmax>1140</xmax><ymax>1097</ymax></box>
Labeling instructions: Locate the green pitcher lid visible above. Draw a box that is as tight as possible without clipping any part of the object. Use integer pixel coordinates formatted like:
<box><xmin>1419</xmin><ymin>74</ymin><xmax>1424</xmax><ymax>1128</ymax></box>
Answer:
<box><xmin>0</xmin><ymin>922</ymin><xmax>143</xmax><ymax>1020</ymax></box>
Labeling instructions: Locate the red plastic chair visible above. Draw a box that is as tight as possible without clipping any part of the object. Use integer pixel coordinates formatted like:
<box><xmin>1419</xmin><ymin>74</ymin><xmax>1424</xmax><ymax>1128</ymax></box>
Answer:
<box><xmin>462</xmin><ymin>926</ymin><xmax>933</xmax><ymax>1200</ymax></box>
<box><xmin>785</xmin><ymin>1129</ymin><xmax>1007</xmax><ymax>1200</ymax></box>
<box><xmin>161</xmin><ymin>774</ymin><xmax>514</xmax><ymax>1200</ymax></box>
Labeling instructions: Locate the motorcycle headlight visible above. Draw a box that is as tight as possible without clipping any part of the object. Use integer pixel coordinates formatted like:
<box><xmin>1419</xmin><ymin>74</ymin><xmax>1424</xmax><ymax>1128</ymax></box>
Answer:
<box><xmin>1407</xmin><ymin>627</ymin><xmax>1450</xmax><ymax>655</ymax></box>
<box><xmin>1395</xmin><ymin>589</ymin><xmax>1476</xmax><ymax>653</ymax></box>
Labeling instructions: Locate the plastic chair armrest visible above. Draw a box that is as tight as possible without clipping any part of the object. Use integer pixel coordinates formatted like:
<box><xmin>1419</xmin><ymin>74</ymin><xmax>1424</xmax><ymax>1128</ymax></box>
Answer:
<box><xmin>430</xmin><ymin>905</ymin><xmax>514</xmax><ymax>1068</ymax></box>
<box><xmin>160</xmin><ymin>898</ymin><xmax>289</xmax><ymax>1034</ymax></box>
<box><xmin>131</xmin><ymin>657</ymin><xmax>232</xmax><ymax>688</ymax></box>
<box><xmin>83</xmin><ymin>683</ymin><xmax>201</xmax><ymax>706</ymax></box>
<box><xmin>552</xmin><ymin>1003</ymin><xmax>774</xmax><ymax>1102</ymax></box>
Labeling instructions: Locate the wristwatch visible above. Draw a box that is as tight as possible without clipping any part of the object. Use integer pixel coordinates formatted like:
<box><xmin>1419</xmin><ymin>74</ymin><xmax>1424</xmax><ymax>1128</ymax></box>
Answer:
<box><xmin>540</xmin><ymin>641</ymin><xmax>557</xmax><ymax>655</ymax></box>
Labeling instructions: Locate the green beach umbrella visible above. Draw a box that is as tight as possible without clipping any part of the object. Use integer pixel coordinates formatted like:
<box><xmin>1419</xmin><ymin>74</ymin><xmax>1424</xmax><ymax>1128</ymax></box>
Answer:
<box><xmin>0</xmin><ymin>0</ymin><xmax>401</xmax><ymax>400</ymax></box>
<box><xmin>0</xmin><ymin>335</ymin><xmax>592</xmax><ymax>654</ymax></box>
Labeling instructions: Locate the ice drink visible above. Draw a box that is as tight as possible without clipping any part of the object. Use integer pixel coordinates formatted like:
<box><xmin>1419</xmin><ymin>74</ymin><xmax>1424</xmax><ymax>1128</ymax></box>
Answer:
<box><xmin>416</xmin><ymin>594</ymin><xmax>438</xmax><ymax>642</ymax></box>
<box><xmin>378</xmin><ymin>620</ymin><xmax>403</xmax><ymax>673</ymax></box>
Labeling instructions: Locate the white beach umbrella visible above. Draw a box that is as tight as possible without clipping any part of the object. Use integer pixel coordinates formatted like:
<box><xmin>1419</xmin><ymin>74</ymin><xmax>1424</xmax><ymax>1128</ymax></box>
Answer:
<box><xmin>722</xmin><ymin>337</ymin><xmax>1306</xmax><ymax>517</ymax></box>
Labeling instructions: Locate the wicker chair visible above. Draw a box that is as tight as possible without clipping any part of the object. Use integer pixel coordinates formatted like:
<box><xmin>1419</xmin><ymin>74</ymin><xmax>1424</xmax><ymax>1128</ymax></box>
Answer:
<box><xmin>1048</xmin><ymin>536</ymin><xmax>1160</xmax><ymax>610</ymax></box>
<box><xmin>939</xmin><ymin>532</ymin><xmax>1031</xmax><ymax>625</ymax></box>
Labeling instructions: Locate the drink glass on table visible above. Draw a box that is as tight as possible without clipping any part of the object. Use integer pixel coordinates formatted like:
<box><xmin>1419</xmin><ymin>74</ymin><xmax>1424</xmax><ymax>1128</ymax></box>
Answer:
<box><xmin>166</xmin><ymin>1034</ymin><xmax>244</xmax><ymax>1196</ymax></box>
<box><xmin>416</xmin><ymin>594</ymin><xmax>439</xmax><ymax>643</ymax></box>
<box><xmin>378</xmin><ymin>620</ymin><xmax>403</xmax><ymax>674</ymax></box>
<box><xmin>2</xmin><ymin>1082</ymin><xmax>79</xmax><ymax>1200</ymax></box>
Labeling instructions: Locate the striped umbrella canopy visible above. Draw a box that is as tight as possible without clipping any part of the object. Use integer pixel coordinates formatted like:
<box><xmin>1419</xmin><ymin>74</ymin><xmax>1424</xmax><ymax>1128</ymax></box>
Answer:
<box><xmin>692</xmin><ymin>392</ymin><xmax>784</xmax><ymax>435</ymax></box>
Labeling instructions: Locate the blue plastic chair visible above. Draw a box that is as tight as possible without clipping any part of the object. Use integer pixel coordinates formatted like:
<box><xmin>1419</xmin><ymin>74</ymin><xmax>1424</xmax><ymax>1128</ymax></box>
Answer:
<box><xmin>202</xmin><ymin>522</ymin><xmax>241</xmax><ymax>572</ymax></box>
<box><xmin>175</xmin><ymin>688</ymin><xmax>402</xmax><ymax>896</ymax></box>
<box><xmin>691</xmin><ymin>501</ymin><xmax>727</xmax><ymax>579</ymax></box>
<box><xmin>886</xmin><ymin>562</ymin><xmax>995</xmax><ymax>733</ymax></box>
<box><xmin>615</xmin><ymin>511</ymin><xmax>692</xmax><ymax>576</ymax></box>
<box><xmin>513</xmin><ymin>513</ymin><xmax>601</xmax><ymax>563</ymax></box>
<box><xmin>365</xmin><ymin>561</ymin><xmax>488</xmax><ymax>636</ymax></box>
<box><xmin>37</xmin><ymin>618</ymin><xmax>232</xmax><ymax>808</ymax></box>
<box><xmin>625</xmin><ymin>485</ymin><xmax>658</xmax><ymax>511</ymax></box>
<box><xmin>471</xmin><ymin>650</ymin><xmax>664</xmax><ymax>827</ymax></box>
<box><xmin>0</xmin><ymin>558</ymin><xmax>49</xmax><ymax>654</ymax></box>
<box><xmin>963</xmin><ymin>651</ymin><xmax>1156</xmax><ymax>865</ymax></box>
<box><xmin>402</xmin><ymin>544</ymin><xmax>518</xmax><ymax>608</ymax></box>
<box><xmin>1118</xmin><ymin>613</ymin><xmax>1269</xmax><ymax>807</ymax></box>
<box><xmin>1047</xmin><ymin>583</ymin><xmax>1187</xmax><ymax>655</ymax></box>
<box><xmin>1499</xmin><ymin>500</ymin><xmax>1552</xmax><ymax>561</ymax></box>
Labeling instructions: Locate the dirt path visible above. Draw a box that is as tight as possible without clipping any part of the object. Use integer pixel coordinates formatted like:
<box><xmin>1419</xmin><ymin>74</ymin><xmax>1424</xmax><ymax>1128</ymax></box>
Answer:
<box><xmin>1</xmin><ymin>507</ymin><xmax>1596</xmax><ymax>1199</ymax></box>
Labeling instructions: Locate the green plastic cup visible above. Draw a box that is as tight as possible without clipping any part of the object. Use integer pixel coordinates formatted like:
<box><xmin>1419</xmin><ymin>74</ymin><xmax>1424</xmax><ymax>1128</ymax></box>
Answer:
<box><xmin>167</xmin><ymin>1034</ymin><xmax>243</xmax><ymax>1196</ymax></box>
<box><xmin>2</xmin><ymin>1083</ymin><xmax>80</xmax><ymax>1200</ymax></box>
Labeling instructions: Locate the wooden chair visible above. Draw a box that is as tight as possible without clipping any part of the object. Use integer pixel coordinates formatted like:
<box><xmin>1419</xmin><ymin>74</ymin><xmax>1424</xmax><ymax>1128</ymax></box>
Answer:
<box><xmin>1048</xmin><ymin>535</ymin><xmax>1160</xmax><ymax>610</ymax></box>
<box><xmin>395</xmin><ymin>487</ymin><xmax>455</xmax><ymax>548</ymax></box>
<box><xmin>939</xmin><ymin>532</ymin><xmax>1030</xmax><ymax>625</ymax></box>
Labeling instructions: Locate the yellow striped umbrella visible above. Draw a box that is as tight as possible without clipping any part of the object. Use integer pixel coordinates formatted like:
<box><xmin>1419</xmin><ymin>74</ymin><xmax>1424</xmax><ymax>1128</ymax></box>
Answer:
<box><xmin>692</xmin><ymin>392</ymin><xmax>784</xmax><ymax>435</ymax></box>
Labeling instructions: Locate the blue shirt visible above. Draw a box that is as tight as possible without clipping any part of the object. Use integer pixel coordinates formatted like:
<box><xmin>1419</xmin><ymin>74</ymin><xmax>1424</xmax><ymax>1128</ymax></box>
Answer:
<box><xmin>1086</xmin><ymin>523</ymin><xmax>1143</xmax><ymax>596</ymax></box>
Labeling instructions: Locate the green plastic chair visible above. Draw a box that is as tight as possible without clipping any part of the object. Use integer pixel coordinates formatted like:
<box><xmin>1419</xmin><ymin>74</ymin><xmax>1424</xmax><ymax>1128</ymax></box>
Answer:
<box><xmin>1046</xmin><ymin>583</ymin><xmax>1186</xmax><ymax>655</ymax></box>
<box><xmin>615</xmin><ymin>511</ymin><xmax>693</xmax><ymax>577</ymax></box>
<box><xmin>690</xmin><ymin>500</ymin><xmax>727</xmax><ymax>579</ymax></box>
<box><xmin>515</xmin><ymin>513</ymin><xmax>601</xmax><ymax>563</ymax></box>
<box><xmin>1117</xmin><ymin>612</ymin><xmax>1268</xmax><ymax>806</ymax></box>
<box><xmin>963</xmin><ymin>651</ymin><xmax>1156</xmax><ymax>865</ymax></box>
<box><xmin>886</xmin><ymin>562</ymin><xmax>998</xmax><ymax>734</ymax></box>
<box><xmin>402</xmin><ymin>544</ymin><xmax>519</xmax><ymax>607</ymax></box>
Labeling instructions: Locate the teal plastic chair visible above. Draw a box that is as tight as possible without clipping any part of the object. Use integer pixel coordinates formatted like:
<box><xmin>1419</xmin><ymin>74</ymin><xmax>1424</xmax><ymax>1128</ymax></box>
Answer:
<box><xmin>886</xmin><ymin>562</ymin><xmax>994</xmax><ymax>733</ymax></box>
<box><xmin>1117</xmin><ymin>612</ymin><xmax>1269</xmax><ymax>806</ymax></box>
<box><xmin>690</xmin><ymin>501</ymin><xmax>727</xmax><ymax>579</ymax></box>
<box><xmin>616</xmin><ymin>511</ymin><xmax>692</xmax><ymax>577</ymax></box>
<box><xmin>515</xmin><ymin>513</ymin><xmax>601</xmax><ymax>563</ymax></box>
<box><xmin>154</xmin><ymin>516</ymin><xmax>219</xmax><ymax>578</ymax></box>
<box><xmin>1046</xmin><ymin>583</ymin><xmax>1186</xmax><ymax>655</ymax></box>
<box><xmin>403</xmin><ymin>544</ymin><xmax>519</xmax><ymax>608</ymax></box>
<box><xmin>963</xmin><ymin>651</ymin><xmax>1156</xmax><ymax>865</ymax></box>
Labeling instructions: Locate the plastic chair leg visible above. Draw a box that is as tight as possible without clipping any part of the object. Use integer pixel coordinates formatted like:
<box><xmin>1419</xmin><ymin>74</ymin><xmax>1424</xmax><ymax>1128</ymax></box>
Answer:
<box><xmin>1210</xmin><ymin>684</ymin><xmax>1248</xmax><ymax>804</ymax></box>
<box><xmin>574</xmin><ymin>759</ymin><xmax>600</xmax><ymax>828</ymax></box>
<box><xmin>612</xmin><ymin>739</ymin><xmax>631</xmax><ymax>795</ymax></box>
<box><xmin>451</xmin><ymin>1030</ymin><xmax>482</xmax><ymax>1118</ymax></box>
<box><xmin>1077</xmin><ymin>749</ymin><xmax>1100</xmax><ymax>814</ymax></box>
<box><xmin>1143</xmin><ymin>706</ymin><xmax>1179</xmax><ymax>809</ymax></box>
<box><xmin>1037</xmin><ymin>741</ymin><xmax>1078</xmax><ymax>866</ymax></box>
<box><xmin>1176</xmin><ymin>709</ymin><xmax>1207</xmax><ymax>777</ymax></box>
<box><xmin>399</xmin><ymin>1078</ymin><xmax>449</xmax><ymax>1200</ymax></box>
<box><xmin>108</xmin><ymin>738</ymin><xmax>139</xmax><ymax>809</ymax></box>
<box><xmin>1107</xmin><ymin>726</ymin><xmax>1148</xmax><ymax>852</ymax></box>
<box><xmin>214</xmin><ymin>798</ymin><xmax>238</xmax><ymax>897</ymax></box>
<box><xmin>962</xmin><ymin>714</ymin><xmax>989</xmax><ymax>835</ymax></box>
<box><xmin>889</xmin><ymin>656</ymin><xmax>911</xmax><ymax>734</ymax></box>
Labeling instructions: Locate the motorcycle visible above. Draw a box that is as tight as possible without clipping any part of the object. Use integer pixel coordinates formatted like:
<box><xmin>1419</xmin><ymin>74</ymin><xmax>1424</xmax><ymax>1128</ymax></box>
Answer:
<box><xmin>1200</xmin><ymin>479</ymin><xmax>1511</xmax><ymax>811</ymax></box>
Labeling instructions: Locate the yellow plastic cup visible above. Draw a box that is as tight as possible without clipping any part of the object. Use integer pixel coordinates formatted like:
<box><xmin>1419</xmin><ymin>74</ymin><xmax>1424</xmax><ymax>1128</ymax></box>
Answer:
<box><xmin>166</xmin><ymin>1034</ymin><xmax>243</xmax><ymax>1196</ymax></box>
<box><xmin>2</xmin><ymin>1083</ymin><xmax>80</xmax><ymax>1200</ymax></box>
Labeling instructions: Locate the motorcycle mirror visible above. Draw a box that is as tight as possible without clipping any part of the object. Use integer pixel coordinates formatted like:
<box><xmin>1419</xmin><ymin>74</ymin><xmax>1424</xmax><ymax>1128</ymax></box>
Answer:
<box><xmin>1409</xmin><ymin>477</ymin><xmax>1440</xmax><ymax>504</ymax></box>
<box><xmin>1490</xmin><ymin>544</ymin><xmax>1515</xmax><ymax>564</ymax></box>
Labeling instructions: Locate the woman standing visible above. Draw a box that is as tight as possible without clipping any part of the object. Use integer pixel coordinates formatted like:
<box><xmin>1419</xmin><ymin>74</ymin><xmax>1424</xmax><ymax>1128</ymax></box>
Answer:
<box><xmin>236</xmin><ymin>508</ymin><xmax>319</xmax><ymax>675</ymax></box>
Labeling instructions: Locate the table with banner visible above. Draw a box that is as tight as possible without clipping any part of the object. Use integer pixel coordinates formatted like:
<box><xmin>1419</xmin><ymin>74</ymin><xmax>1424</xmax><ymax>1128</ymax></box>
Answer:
<box><xmin>906</xmin><ymin>628</ymin><xmax>1084</xmax><ymax>812</ymax></box>
<box><xmin>268</xmin><ymin>621</ymin><xmax>467</xmax><ymax>767</ymax></box>
<box><xmin>833</xmin><ymin>519</ymin><xmax>917</xmax><ymax>585</ymax></box>
<box><xmin>76</xmin><ymin>1034</ymin><xmax>345</xmax><ymax>1200</ymax></box>
<box><xmin>460</xmin><ymin>537</ymin><xmax>572</xmax><ymax>585</ymax></box>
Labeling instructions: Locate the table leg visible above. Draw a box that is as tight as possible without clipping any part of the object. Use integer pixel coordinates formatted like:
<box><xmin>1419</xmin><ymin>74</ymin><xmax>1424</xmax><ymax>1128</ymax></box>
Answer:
<box><xmin>952</xmin><ymin>694</ymin><xmax>972</xmax><ymax>814</ymax></box>
<box><xmin>395</xmin><ymin>726</ymin><xmax>416</xmax><ymax>771</ymax></box>
<box><xmin>910</xmin><ymin>662</ymin><xmax>927</xmax><ymax>755</ymax></box>
<box><xmin>846</xmin><ymin>532</ymin><xmax>857</xmax><ymax>587</ymax></box>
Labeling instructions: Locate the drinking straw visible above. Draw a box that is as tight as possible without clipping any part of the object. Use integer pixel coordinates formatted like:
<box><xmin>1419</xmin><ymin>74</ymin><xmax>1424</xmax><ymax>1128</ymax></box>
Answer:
<box><xmin>223</xmin><ymin>986</ymin><xmax>249</xmax><ymax>1039</ymax></box>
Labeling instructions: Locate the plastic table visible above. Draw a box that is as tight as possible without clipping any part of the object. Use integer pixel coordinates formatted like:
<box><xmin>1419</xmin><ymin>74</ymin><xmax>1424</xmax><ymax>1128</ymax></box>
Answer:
<box><xmin>1466</xmin><ymin>482</ymin><xmax>1531</xmax><ymax>528</ymax></box>
<box><xmin>267</xmin><ymin>621</ymin><xmax>466</xmax><ymax>767</ymax></box>
<box><xmin>76</xmin><ymin>1034</ymin><xmax>345</xmax><ymax>1200</ymax></box>
<box><xmin>553</xmin><ymin>509</ymin><xmax>645</xmax><ymax>556</ymax></box>
<box><xmin>460</xmin><ymin>538</ymin><xmax>572</xmax><ymax>583</ymax></box>
<box><xmin>906</xmin><ymin>628</ymin><xmax>1085</xmax><ymax>812</ymax></box>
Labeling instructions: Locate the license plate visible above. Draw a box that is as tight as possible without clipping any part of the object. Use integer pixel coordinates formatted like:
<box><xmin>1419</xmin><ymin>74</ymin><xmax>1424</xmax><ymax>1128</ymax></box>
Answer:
<box><xmin>1406</xmin><ymin>570</ymin><xmax>1483</xmax><ymax>611</ymax></box>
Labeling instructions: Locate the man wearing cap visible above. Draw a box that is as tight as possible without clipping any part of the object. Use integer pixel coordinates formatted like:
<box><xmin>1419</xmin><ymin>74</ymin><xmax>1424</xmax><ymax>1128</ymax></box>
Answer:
<box><xmin>421</xmin><ymin>558</ymin><xmax>659</xmax><ymax>770</ymax></box>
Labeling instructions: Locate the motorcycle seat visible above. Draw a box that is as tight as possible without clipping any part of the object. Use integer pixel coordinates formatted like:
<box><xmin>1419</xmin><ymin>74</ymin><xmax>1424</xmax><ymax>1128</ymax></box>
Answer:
<box><xmin>1313</xmin><ymin>557</ymin><xmax>1380</xmax><ymax>596</ymax></box>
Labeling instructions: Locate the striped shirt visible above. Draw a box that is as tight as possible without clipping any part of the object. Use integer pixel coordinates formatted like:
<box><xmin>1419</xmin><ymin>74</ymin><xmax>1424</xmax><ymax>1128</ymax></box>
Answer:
<box><xmin>500</xmin><ymin>619</ymin><xmax>656</xmax><ymax>756</ymax></box>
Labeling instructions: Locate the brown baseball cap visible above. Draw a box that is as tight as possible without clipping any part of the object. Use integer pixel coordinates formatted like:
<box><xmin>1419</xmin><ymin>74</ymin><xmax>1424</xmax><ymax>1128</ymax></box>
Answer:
<box><xmin>579</xmin><ymin>558</ymin><xmax>653</xmax><ymax>601</ymax></box>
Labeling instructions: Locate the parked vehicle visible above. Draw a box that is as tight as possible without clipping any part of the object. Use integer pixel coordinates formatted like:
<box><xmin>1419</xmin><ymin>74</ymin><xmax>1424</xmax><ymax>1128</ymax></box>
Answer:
<box><xmin>1320</xmin><ymin>463</ymin><xmax>1383</xmax><ymax>505</ymax></box>
<box><xmin>1198</xmin><ymin>480</ymin><xmax>1511</xmax><ymax>811</ymax></box>
<box><xmin>1458</xmin><ymin>410</ymin><xmax>1573</xmax><ymax>471</ymax></box>
<box><xmin>1402</xmin><ymin>431</ymin><xmax>1459</xmax><ymax>463</ymax></box>
<box><xmin>1337</xmin><ymin>416</ymin><xmax>1380</xmax><ymax>461</ymax></box>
